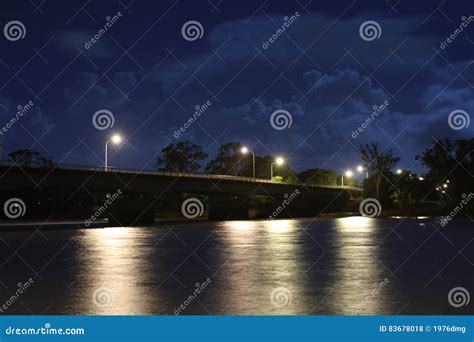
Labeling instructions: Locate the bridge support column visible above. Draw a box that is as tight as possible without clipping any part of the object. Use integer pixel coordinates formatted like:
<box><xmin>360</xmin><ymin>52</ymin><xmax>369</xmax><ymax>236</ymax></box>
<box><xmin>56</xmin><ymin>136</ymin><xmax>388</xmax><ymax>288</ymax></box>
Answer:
<box><xmin>107</xmin><ymin>194</ymin><xmax>156</xmax><ymax>226</ymax></box>
<box><xmin>208</xmin><ymin>195</ymin><xmax>249</xmax><ymax>220</ymax></box>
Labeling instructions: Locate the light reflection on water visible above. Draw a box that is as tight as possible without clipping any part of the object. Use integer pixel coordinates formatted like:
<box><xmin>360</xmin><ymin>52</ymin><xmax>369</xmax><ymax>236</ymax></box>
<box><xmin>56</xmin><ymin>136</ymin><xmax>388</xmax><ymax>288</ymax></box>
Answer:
<box><xmin>0</xmin><ymin>217</ymin><xmax>472</xmax><ymax>315</ymax></box>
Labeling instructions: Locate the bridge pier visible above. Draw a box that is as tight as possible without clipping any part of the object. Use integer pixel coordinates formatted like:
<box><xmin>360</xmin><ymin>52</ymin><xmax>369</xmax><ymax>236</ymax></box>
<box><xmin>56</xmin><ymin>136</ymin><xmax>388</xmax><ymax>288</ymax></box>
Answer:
<box><xmin>107</xmin><ymin>193</ymin><xmax>156</xmax><ymax>226</ymax></box>
<box><xmin>208</xmin><ymin>195</ymin><xmax>249</xmax><ymax>220</ymax></box>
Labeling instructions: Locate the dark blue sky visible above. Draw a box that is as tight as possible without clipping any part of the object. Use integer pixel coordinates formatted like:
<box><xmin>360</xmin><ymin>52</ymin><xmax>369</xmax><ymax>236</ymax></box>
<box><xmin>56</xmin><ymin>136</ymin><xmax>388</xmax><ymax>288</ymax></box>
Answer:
<box><xmin>0</xmin><ymin>0</ymin><xmax>473</xmax><ymax>174</ymax></box>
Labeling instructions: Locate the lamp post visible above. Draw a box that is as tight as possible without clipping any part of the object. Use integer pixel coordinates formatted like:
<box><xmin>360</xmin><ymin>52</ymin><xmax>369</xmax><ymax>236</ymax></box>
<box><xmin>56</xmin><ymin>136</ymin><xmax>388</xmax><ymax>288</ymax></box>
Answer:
<box><xmin>105</xmin><ymin>134</ymin><xmax>122</xmax><ymax>171</ymax></box>
<box><xmin>342</xmin><ymin>170</ymin><xmax>353</xmax><ymax>187</ymax></box>
<box><xmin>271</xmin><ymin>157</ymin><xmax>284</xmax><ymax>179</ymax></box>
<box><xmin>241</xmin><ymin>146</ymin><xmax>255</xmax><ymax>178</ymax></box>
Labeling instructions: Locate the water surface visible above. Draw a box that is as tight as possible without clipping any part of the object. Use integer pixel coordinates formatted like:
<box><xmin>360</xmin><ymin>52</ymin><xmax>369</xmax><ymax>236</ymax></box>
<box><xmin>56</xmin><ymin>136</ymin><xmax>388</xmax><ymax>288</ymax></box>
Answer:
<box><xmin>0</xmin><ymin>217</ymin><xmax>472</xmax><ymax>315</ymax></box>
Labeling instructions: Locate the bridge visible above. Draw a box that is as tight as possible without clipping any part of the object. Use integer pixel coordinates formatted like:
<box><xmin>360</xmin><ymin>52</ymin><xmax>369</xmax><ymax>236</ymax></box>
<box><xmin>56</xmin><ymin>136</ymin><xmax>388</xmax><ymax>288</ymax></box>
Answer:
<box><xmin>0</xmin><ymin>163</ymin><xmax>362</xmax><ymax>225</ymax></box>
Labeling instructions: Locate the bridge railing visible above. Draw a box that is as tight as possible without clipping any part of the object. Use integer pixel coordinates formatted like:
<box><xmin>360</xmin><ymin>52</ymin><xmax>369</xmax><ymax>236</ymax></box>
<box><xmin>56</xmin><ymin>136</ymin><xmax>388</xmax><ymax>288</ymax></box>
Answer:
<box><xmin>0</xmin><ymin>161</ymin><xmax>362</xmax><ymax>190</ymax></box>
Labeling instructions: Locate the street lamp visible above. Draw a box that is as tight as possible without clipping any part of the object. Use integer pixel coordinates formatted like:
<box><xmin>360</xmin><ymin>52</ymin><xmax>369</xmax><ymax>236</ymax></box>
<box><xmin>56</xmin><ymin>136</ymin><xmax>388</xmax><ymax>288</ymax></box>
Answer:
<box><xmin>342</xmin><ymin>169</ymin><xmax>353</xmax><ymax>187</ymax></box>
<box><xmin>105</xmin><ymin>134</ymin><xmax>122</xmax><ymax>171</ymax></box>
<box><xmin>270</xmin><ymin>157</ymin><xmax>285</xmax><ymax>179</ymax></box>
<box><xmin>357</xmin><ymin>165</ymin><xmax>369</xmax><ymax>178</ymax></box>
<box><xmin>240</xmin><ymin>146</ymin><xmax>255</xmax><ymax>178</ymax></box>
<box><xmin>396</xmin><ymin>169</ymin><xmax>403</xmax><ymax>175</ymax></box>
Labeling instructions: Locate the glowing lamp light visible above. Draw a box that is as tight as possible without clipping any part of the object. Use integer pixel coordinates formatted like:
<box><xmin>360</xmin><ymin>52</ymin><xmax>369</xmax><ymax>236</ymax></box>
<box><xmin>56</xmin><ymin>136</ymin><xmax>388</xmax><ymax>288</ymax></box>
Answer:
<box><xmin>241</xmin><ymin>146</ymin><xmax>249</xmax><ymax>154</ymax></box>
<box><xmin>275</xmin><ymin>157</ymin><xmax>285</xmax><ymax>166</ymax></box>
<box><xmin>111</xmin><ymin>134</ymin><xmax>122</xmax><ymax>144</ymax></box>
<box><xmin>345</xmin><ymin>170</ymin><xmax>353</xmax><ymax>177</ymax></box>
<box><xmin>357</xmin><ymin>165</ymin><xmax>364</xmax><ymax>172</ymax></box>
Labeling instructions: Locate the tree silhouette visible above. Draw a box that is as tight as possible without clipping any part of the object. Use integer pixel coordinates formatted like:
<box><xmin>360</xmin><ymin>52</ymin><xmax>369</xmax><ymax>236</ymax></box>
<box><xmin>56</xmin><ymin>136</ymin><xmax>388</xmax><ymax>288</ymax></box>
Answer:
<box><xmin>359</xmin><ymin>143</ymin><xmax>400</xmax><ymax>199</ymax></box>
<box><xmin>205</xmin><ymin>142</ymin><xmax>248</xmax><ymax>176</ymax></box>
<box><xmin>156</xmin><ymin>141</ymin><xmax>207</xmax><ymax>173</ymax></box>
<box><xmin>8</xmin><ymin>149</ymin><xmax>53</xmax><ymax>167</ymax></box>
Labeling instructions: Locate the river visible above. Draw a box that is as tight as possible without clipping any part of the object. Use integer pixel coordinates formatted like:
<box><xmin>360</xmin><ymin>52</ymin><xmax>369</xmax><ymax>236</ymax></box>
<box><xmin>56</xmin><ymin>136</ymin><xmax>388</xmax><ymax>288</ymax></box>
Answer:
<box><xmin>0</xmin><ymin>217</ymin><xmax>472</xmax><ymax>315</ymax></box>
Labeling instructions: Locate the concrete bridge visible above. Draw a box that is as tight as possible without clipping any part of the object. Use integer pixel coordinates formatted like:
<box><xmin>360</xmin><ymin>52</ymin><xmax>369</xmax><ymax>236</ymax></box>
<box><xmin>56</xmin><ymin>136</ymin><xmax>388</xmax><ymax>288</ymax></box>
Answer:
<box><xmin>0</xmin><ymin>163</ymin><xmax>362</xmax><ymax>225</ymax></box>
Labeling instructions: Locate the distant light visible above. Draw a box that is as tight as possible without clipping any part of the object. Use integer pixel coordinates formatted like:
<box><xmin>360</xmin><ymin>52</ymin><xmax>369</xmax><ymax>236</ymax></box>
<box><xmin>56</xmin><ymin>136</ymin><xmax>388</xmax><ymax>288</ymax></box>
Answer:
<box><xmin>111</xmin><ymin>134</ymin><xmax>122</xmax><ymax>144</ymax></box>
<box><xmin>443</xmin><ymin>183</ymin><xmax>448</xmax><ymax>188</ymax></box>
<box><xmin>446</xmin><ymin>180</ymin><xmax>450</xmax><ymax>183</ymax></box>
<box><xmin>442</xmin><ymin>190</ymin><xmax>446</xmax><ymax>194</ymax></box>
<box><xmin>241</xmin><ymin>146</ymin><xmax>249</xmax><ymax>154</ymax></box>
<box><xmin>345</xmin><ymin>170</ymin><xmax>353</xmax><ymax>177</ymax></box>
<box><xmin>275</xmin><ymin>157</ymin><xmax>284</xmax><ymax>166</ymax></box>
<box><xmin>357</xmin><ymin>165</ymin><xmax>364</xmax><ymax>172</ymax></box>
<box><xmin>396</xmin><ymin>169</ymin><xmax>403</xmax><ymax>175</ymax></box>
<box><xmin>418</xmin><ymin>177</ymin><xmax>424</xmax><ymax>181</ymax></box>
<box><xmin>436</xmin><ymin>187</ymin><xmax>440</xmax><ymax>191</ymax></box>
